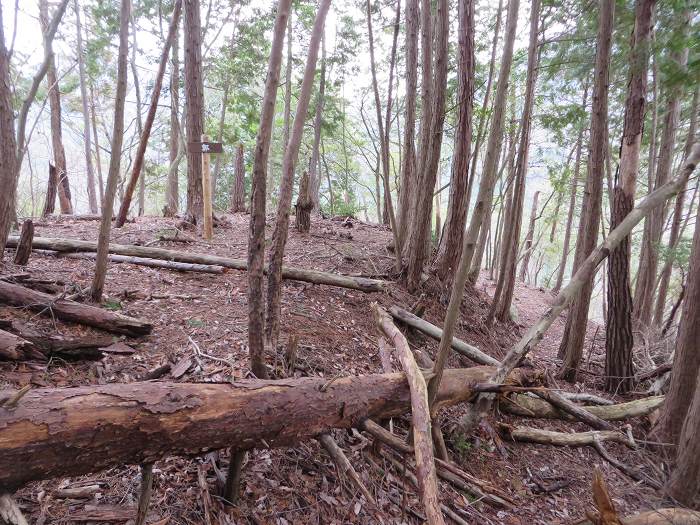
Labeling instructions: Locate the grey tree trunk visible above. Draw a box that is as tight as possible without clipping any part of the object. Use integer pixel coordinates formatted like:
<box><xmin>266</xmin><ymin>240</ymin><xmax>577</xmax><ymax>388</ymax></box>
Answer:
<box><xmin>164</xmin><ymin>16</ymin><xmax>180</xmax><ymax>217</ymax></box>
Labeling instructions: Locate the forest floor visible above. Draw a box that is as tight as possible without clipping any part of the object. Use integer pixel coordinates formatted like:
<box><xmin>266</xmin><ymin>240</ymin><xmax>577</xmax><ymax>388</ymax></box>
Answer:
<box><xmin>1</xmin><ymin>213</ymin><xmax>668</xmax><ymax>524</ymax></box>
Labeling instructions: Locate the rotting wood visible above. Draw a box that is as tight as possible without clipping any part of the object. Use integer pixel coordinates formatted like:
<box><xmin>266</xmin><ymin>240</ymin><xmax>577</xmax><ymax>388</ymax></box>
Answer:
<box><xmin>499</xmin><ymin>424</ymin><xmax>634</xmax><ymax>448</ymax></box>
<box><xmin>0</xmin><ymin>329</ymin><xmax>42</xmax><ymax>361</ymax></box>
<box><xmin>318</xmin><ymin>433</ymin><xmax>375</xmax><ymax>505</ymax></box>
<box><xmin>12</xmin><ymin>220</ymin><xmax>33</xmax><ymax>266</ymax></box>
<box><xmin>0</xmin><ymin>366</ymin><xmax>528</xmax><ymax>491</ymax></box>
<box><xmin>6</xmin><ymin>236</ymin><xmax>386</xmax><ymax>292</ymax></box>
<box><xmin>532</xmin><ymin>388</ymin><xmax>615</xmax><ymax>430</ymax></box>
<box><xmin>372</xmin><ymin>304</ymin><xmax>444</xmax><ymax>524</ymax></box>
<box><xmin>0</xmin><ymin>494</ymin><xmax>28</xmax><ymax>525</ymax></box>
<box><xmin>500</xmin><ymin>394</ymin><xmax>663</xmax><ymax>421</ymax></box>
<box><xmin>389</xmin><ymin>306</ymin><xmax>500</xmax><ymax>366</ymax></box>
<box><xmin>135</xmin><ymin>463</ymin><xmax>153</xmax><ymax>525</ymax></box>
<box><xmin>56</xmin><ymin>252</ymin><xmax>225</xmax><ymax>274</ymax></box>
<box><xmin>0</xmin><ymin>281</ymin><xmax>152</xmax><ymax>337</ymax></box>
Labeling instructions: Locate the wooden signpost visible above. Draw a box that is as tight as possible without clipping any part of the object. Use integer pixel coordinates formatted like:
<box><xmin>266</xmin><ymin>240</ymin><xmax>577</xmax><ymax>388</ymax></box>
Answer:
<box><xmin>190</xmin><ymin>136</ymin><xmax>223</xmax><ymax>240</ymax></box>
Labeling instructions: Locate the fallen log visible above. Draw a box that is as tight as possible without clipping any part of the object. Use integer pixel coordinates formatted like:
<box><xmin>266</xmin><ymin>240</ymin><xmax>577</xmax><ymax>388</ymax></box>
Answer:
<box><xmin>0</xmin><ymin>366</ymin><xmax>526</xmax><ymax>491</ymax></box>
<box><xmin>0</xmin><ymin>329</ymin><xmax>42</xmax><ymax>361</ymax></box>
<box><xmin>388</xmin><ymin>306</ymin><xmax>500</xmax><ymax>366</ymax></box>
<box><xmin>500</xmin><ymin>394</ymin><xmax>663</xmax><ymax>421</ymax></box>
<box><xmin>532</xmin><ymin>389</ymin><xmax>615</xmax><ymax>430</ymax></box>
<box><xmin>499</xmin><ymin>425</ymin><xmax>634</xmax><ymax>448</ymax></box>
<box><xmin>579</xmin><ymin>509</ymin><xmax>700</xmax><ymax>525</ymax></box>
<box><xmin>56</xmin><ymin>252</ymin><xmax>225</xmax><ymax>274</ymax></box>
<box><xmin>6</xmin><ymin>237</ymin><xmax>387</xmax><ymax>292</ymax></box>
<box><xmin>0</xmin><ymin>281</ymin><xmax>152</xmax><ymax>337</ymax></box>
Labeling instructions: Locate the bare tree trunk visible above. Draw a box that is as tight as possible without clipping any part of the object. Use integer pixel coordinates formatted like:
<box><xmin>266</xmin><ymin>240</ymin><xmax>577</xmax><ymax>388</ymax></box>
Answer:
<box><xmin>74</xmin><ymin>0</ymin><xmax>98</xmax><ymax>214</ymax></box>
<box><xmin>90</xmin><ymin>0</ymin><xmax>130</xmax><ymax>302</ymax></box>
<box><xmin>212</xmin><ymin>33</ymin><xmax>236</xmax><ymax>210</ymax></box>
<box><xmin>654</xmin><ymin>202</ymin><xmax>700</xmax><ymax>446</ymax></box>
<box><xmin>519</xmin><ymin>191</ymin><xmax>540</xmax><ymax>283</ymax></box>
<box><xmin>308</xmin><ymin>35</ymin><xmax>326</xmax><ymax>212</ymax></box>
<box><xmin>89</xmin><ymin>84</ymin><xmax>105</xmax><ymax>207</ymax></box>
<box><xmin>129</xmin><ymin>11</ymin><xmax>145</xmax><ymax>217</ymax></box>
<box><xmin>116</xmin><ymin>0</ymin><xmax>182</xmax><ymax>227</ymax></box>
<box><xmin>489</xmin><ymin>0</ymin><xmax>539</xmax><ymax>323</ymax></box>
<box><xmin>40</xmin><ymin>0</ymin><xmax>72</xmax><ymax>215</ymax></box>
<box><xmin>183</xmin><ymin>0</ymin><xmax>204</xmax><ymax>225</ymax></box>
<box><xmin>396</xmin><ymin>0</ymin><xmax>418</xmax><ymax>249</ymax></box>
<box><xmin>405</xmin><ymin>0</ymin><xmax>449</xmax><ymax>291</ymax></box>
<box><xmin>605</xmin><ymin>0</ymin><xmax>654</xmax><ymax>394</ymax></box>
<box><xmin>433</xmin><ymin>0</ymin><xmax>475</xmax><ymax>283</ymax></box>
<box><xmin>653</xmin><ymin>86</ymin><xmax>699</xmax><ymax>325</ymax></box>
<box><xmin>634</xmin><ymin>27</ymin><xmax>689</xmax><ymax>327</ymax></box>
<box><xmin>367</xmin><ymin>0</ymin><xmax>402</xmax><ymax>269</ymax></box>
<box><xmin>558</xmin><ymin>0</ymin><xmax>615</xmax><ymax>382</ymax></box>
<box><xmin>42</xmin><ymin>164</ymin><xmax>58</xmax><ymax>218</ymax></box>
<box><xmin>265</xmin><ymin>0</ymin><xmax>331</xmax><ymax>349</ymax></box>
<box><xmin>248</xmin><ymin>0</ymin><xmax>292</xmax><ymax>379</ymax></box>
<box><xmin>164</xmin><ymin>17</ymin><xmax>180</xmax><ymax>218</ymax></box>
<box><xmin>295</xmin><ymin>171</ymin><xmax>312</xmax><ymax>233</ymax></box>
<box><xmin>230</xmin><ymin>143</ymin><xmax>246</xmax><ymax>212</ymax></box>
<box><xmin>0</xmin><ymin>2</ymin><xmax>16</xmax><ymax>258</ymax></box>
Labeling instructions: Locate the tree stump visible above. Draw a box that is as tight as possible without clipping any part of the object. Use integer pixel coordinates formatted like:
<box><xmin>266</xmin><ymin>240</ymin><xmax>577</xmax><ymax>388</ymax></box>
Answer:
<box><xmin>13</xmin><ymin>220</ymin><xmax>34</xmax><ymax>266</ymax></box>
<box><xmin>42</xmin><ymin>164</ymin><xmax>58</xmax><ymax>217</ymax></box>
<box><xmin>295</xmin><ymin>171</ymin><xmax>313</xmax><ymax>233</ymax></box>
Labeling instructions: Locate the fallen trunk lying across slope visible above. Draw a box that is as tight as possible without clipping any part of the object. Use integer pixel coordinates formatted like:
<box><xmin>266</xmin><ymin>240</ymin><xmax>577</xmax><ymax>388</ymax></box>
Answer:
<box><xmin>5</xmin><ymin>236</ymin><xmax>387</xmax><ymax>292</ymax></box>
<box><xmin>0</xmin><ymin>366</ymin><xmax>527</xmax><ymax>491</ymax></box>
<box><xmin>0</xmin><ymin>281</ymin><xmax>152</xmax><ymax>337</ymax></box>
<box><xmin>389</xmin><ymin>306</ymin><xmax>500</xmax><ymax>366</ymax></box>
<box><xmin>56</xmin><ymin>252</ymin><xmax>225</xmax><ymax>274</ymax></box>
<box><xmin>0</xmin><ymin>329</ymin><xmax>42</xmax><ymax>360</ymax></box>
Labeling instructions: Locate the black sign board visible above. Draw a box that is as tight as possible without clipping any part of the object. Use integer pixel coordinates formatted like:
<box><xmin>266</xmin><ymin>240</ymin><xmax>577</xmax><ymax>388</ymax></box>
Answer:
<box><xmin>188</xmin><ymin>141</ymin><xmax>224</xmax><ymax>154</ymax></box>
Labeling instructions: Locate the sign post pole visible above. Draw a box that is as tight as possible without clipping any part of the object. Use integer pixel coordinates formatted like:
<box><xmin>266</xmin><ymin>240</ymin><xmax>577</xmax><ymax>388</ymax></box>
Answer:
<box><xmin>201</xmin><ymin>134</ymin><xmax>213</xmax><ymax>240</ymax></box>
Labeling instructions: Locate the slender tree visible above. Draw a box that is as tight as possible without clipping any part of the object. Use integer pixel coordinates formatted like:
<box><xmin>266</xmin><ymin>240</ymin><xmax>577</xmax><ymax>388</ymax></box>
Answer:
<box><xmin>308</xmin><ymin>35</ymin><xmax>326</xmax><ymax>212</ymax></box>
<box><xmin>90</xmin><ymin>0</ymin><xmax>130</xmax><ymax>302</ymax></box>
<box><xmin>164</xmin><ymin>15</ymin><xmax>180</xmax><ymax>218</ymax></box>
<box><xmin>0</xmin><ymin>2</ymin><xmax>16</xmax><ymax>258</ymax></box>
<box><xmin>230</xmin><ymin>143</ymin><xmax>246</xmax><ymax>212</ymax></box>
<box><xmin>265</xmin><ymin>0</ymin><xmax>331</xmax><ymax>349</ymax></box>
<box><xmin>605</xmin><ymin>0</ymin><xmax>654</xmax><ymax>393</ymax></box>
<box><xmin>558</xmin><ymin>0</ymin><xmax>615</xmax><ymax>382</ymax></box>
<box><xmin>518</xmin><ymin>190</ymin><xmax>541</xmax><ymax>283</ymax></box>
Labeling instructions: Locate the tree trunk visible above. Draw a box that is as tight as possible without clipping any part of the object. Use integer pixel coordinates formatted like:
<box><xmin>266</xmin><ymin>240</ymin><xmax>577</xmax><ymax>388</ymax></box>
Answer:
<box><xmin>89</xmin><ymin>83</ymin><xmax>105</xmax><ymax>207</ymax></box>
<box><xmin>183</xmin><ymin>0</ymin><xmax>204</xmax><ymax>225</ymax></box>
<box><xmin>90</xmin><ymin>0</ymin><xmax>130</xmax><ymax>302</ymax></box>
<box><xmin>295</xmin><ymin>171</ymin><xmax>313</xmax><ymax>233</ymax></box>
<box><xmin>248</xmin><ymin>0</ymin><xmax>293</xmax><ymax>379</ymax></box>
<box><xmin>39</xmin><ymin>0</ymin><xmax>72</xmax><ymax>215</ymax></box>
<box><xmin>41</xmin><ymin>164</ymin><xmax>58</xmax><ymax>218</ymax></box>
<box><xmin>518</xmin><ymin>191</ymin><xmax>540</xmax><ymax>283</ymax></box>
<box><xmin>164</xmin><ymin>16</ymin><xmax>180</xmax><ymax>218</ymax></box>
<box><xmin>489</xmin><ymin>0</ymin><xmax>539</xmax><ymax>323</ymax></box>
<box><xmin>116</xmin><ymin>0</ymin><xmax>182</xmax><ymax>227</ymax></box>
<box><xmin>605</xmin><ymin>0</ymin><xmax>654</xmax><ymax>394</ymax></box>
<box><xmin>308</xmin><ymin>35</ymin><xmax>326</xmax><ymax>212</ymax></box>
<box><xmin>0</xmin><ymin>366</ymin><xmax>513</xmax><ymax>492</ymax></box>
<box><xmin>653</xmin><ymin>86</ymin><xmax>699</xmax><ymax>325</ymax></box>
<box><xmin>129</xmin><ymin>11</ymin><xmax>146</xmax><ymax>217</ymax></box>
<box><xmin>438</xmin><ymin>0</ymin><xmax>518</xmax><ymax>296</ymax></box>
<box><xmin>405</xmin><ymin>0</ymin><xmax>449</xmax><ymax>291</ymax></box>
<box><xmin>396</xmin><ymin>0</ymin><xmax>418</xmax><ymax>249</ymax></box>
<box><xmin>74</xmin><ymin>0</ymin><xmax>98</xmax><ymax>214</ymax></box>
<box><xmin>265</xmin><ymin>0</ymin><xmax>331</xmax><ymax>348</ymax></box>
<box><xmin>12</xmin><ymin>220</ymin><xmax>33</xmax><ymax>266</ymax></box>
<box><xmin>634</xmin><ymin>32</ymin><xmax>689</xmax><ymax>327</ymax></box>
<box><xmin>654</xmin><ymin>201</ymin><xmax>700</xmax><ymax>445</ymax></box>
<box><xmin>558</xmin><ymin>0</ymin><xmax>614</xmax><ymax>382</ymax></box>
<box><xmin>433</xmin><ymin>0</ymin><xmax>475</xmax><ymax>283</ymax></box>
<box><xmin>229</xmin><ymin>143</ymin><xmax>246</xmax><ymax>212</ymax></box>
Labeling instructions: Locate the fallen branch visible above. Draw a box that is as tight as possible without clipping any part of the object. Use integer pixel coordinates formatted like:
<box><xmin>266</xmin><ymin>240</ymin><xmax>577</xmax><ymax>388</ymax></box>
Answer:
<box><xmin>389</xmin><ymin>306</ymin><xmax>499</xmax><ymax>366</ymax></box>
<box><xmin>318</xmin><ymin>433</ymin><xmax>376</xmax><ymax>505</ymax></box>
<box><xmin>0</xmin><ymin>366</ymin><xmax>527</xmax><ymax>490</ymax></box>
<box><xmin>56</xmin><ymin>252</ymin><xmax>225</xmax><ymax>274</ymax></box>
<box><xmin>592</xmin><ymin>437</ymin><xmax>661</xmax><ymax>489</ymax></box>
<box><xmin>499</xmin><ymin>425</ymin><xmax>634</xmax><ymax>448</ymax></box>
<box><xmin>532</xmin><ymin>389</ymin><xmax>615</xmax><ymax>430</ymax></box>
<box><xmin>6</xmin><ymin>236</ymin><xmax>387</xmax><ymax>292</ymax></box>
<box><xmin>0</xmin><ymin>329</ymin><xmax>42</xmax><ymax>361</ymax></box>
<box><xmin>500</xmin><ymin>394</ymin><xmax>663</xmax><ymax>421</ymax></box>
<box><xmin>0</xmin><ymin>281</ymin><xmax>152</xmax><ymax>337</ymax></box>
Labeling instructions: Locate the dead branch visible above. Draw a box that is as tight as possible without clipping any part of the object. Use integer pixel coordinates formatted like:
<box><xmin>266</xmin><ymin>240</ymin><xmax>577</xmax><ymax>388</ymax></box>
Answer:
<box><xmin>318</xmin><ymin>433</ymin><xmax>376</xmax><ymax>505</ymax></box>
<box><xmin>499</xmin><ymin>424</ymin><xmax>635</xmax><ymax>448</ymax></box>
<box><xmin>500</xmin><ymin>394</ymin><xmax>663</xmax><ymax>421</ymax></box>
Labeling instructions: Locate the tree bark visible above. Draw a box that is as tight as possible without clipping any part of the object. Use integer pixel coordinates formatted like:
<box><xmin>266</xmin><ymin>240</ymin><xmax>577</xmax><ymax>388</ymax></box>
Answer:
<box><xmin>90</xmin><ymin>0</ymin><xmax>130</xmax><ymax>302</ymax></box>
<box><xmin>405</xmin><ymin>0</ymin><xmax>449</xmax><ymax>291</ymax></box>
<box><xmin>265</xmin><ymin>0</ymin><xmax>331</xmax><ymax>348</ymax></box>
<box><xmin>116</xmin><ymin>0</ymin><xmax>182</xmax><ymax>227</ymax></box>
<box><xmin>0</xmin><ymin>329</ymin><xmax>38</xmax><ymax>361</ymax></box>
<box><xmin>295</xmin><ymin>171</ymin><xmax>313</xmax><ymax>233</ymax></box>
<box><xmin>433</xmin><ymin>0</ymin><xmax>475</xmax><ymax>283</ymax></box>
<box><xmin>604</xmin><ymin>0</ymin><xmax>654</xmax><ymax>394</ymax></box>
<box><xmin>89</xmin><ymin>83</ymin><xmax>105</xmax><ymax>207</ymax></box>
<box><xmin>558</xmin><ymin>0</ymin><xmax>614</xmax><ymax>382</ymax></box>
<box><xmin>41</xmin><ymin>164</ymin><xmax>58</xmax><ymax>218</ymax></box>
<box><xmin>518</xmin><ymin>191</ymin><xmax>541</xmax><ymax>283</ymax></box>
<box><xmin>308</xmin><ymin>35</ymin><xmax>326</xmax><ymax>212</ymax></box>
<box><xmin>396</xmin><ymin>0</ymin><xmax>418</xmax><ymax>249</ymax></box>
<box><xmin>183</xmin><ymin>0</ymin><xmax>204</xmax><ymax>225</ymax></box>
<box><xmin>39</xmin><ymin>0</ymin><xmax>72</xmax><ymax>215</ymax></box>
<box><xmin>0</xmin><ymin>280</ymin><xmax>152</xmax><ymax>336</ymax></box>
<box><xmin>248</xmin><ymin>0</ymin><xmax>293</xmax><ymax>379</ymax></box>
<box><xmin>12</xmin><ymin>219</ymin><xmax>33</xmax><ymax>266</ymax></box>
<box><xmin>0</xmin><ymin>366</ymin><xmax>514</xmax><ymax>492</ymax></box>
<box><xmin>130</xmin><ymin>12</ymin><xmax>145</xmax><ymax>217</ymax></box>
<box><xmin>229</xmin><ymin>143</ymin><xmax>246</xmax><ymax>212</ymax></box>
<box><xmin>164</xmin><ymin>15</ymin><xmax>181</xmax><ymax>218</ymax></box>
<box><xmin>74</xmin><ymin>0</ymin><xmax>98</xmax><ymax>214</ymax></box>
<box><xmin>489</xmin><ymin>0</ymin><xmax>540</xmax><ymax>323</ymax></box>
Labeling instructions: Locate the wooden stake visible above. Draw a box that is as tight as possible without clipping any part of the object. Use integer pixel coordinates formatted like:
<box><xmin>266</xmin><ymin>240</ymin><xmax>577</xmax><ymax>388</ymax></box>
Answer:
<box><xmin>135</xmin><ymin>463</ymin><xmax>153</xmax><ymax>525</ymax></box>
<box><xmin>201</xmin><ymin>134</ymin><xmax>213</xmax><ymax>240</ymax></box>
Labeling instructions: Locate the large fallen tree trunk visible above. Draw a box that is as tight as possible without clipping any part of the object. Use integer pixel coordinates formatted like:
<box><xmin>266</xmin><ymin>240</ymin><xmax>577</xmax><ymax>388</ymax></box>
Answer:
<box><xmin>0</xmin><ymin>366</ymin><xmax>529</xmax><ymax>491</ymax></box>
<box><xmin>55</xmin><ymin>252</ymin><xmax>225</xmax><ymax>274</ymax></box>
<box><xmin>389</xmin><ymin>306</ymin><xmax>500</xmax><ymax>366</ymax></box>
<box><xmin>0</xmin><ymin>281</ymin><xmax>152</xmax><ymax>337</ymax></box>
<box><xmin>0</xmin><ymin>330</ymin><xmax>42</xmax><ymax>361</ymax></box>
<box><xmin>5</xmin><ymin>237</ymin><xmax>387</xmax><ymax>292</ymax></box>
<box><xmin>579</xmin><ymin>508</ymin><xmax>700</xmax><ymax>525</ymax></box>
<box><xmin>500</xmin><ymin>393</ymin><xmax>663</xmax><ymax>421</ymax></box>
